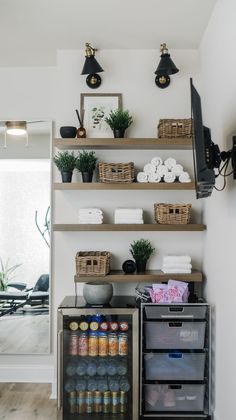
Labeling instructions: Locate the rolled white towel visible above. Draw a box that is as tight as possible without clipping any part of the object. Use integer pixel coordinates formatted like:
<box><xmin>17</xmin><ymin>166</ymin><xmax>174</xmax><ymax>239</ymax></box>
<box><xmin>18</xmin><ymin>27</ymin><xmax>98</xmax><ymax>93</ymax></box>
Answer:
<box><xmin>156</xmin><ymin>164</ymin><xmax>169</xmax><ymax>177</ymax></box>
<box><xmin>137</xmin><ymin>172</ymin><xmax>148</xmax><ymax>183</ymax></box>
<box><xmin>143</xmin><ymin>163</ymin><xmax>156</xmax><ymax>175</ymax></box>
<box><xmin>162</xmin><ymin>268</ymin><xmax>192</xmax><ymax>274</ymax></box>
<box><xmin>163</xmin><ymin>255</ymin><xmax>191</xmax><ymax>264</ymax></box>
<box><xmin>179</xmin><ymin>171</ymin><xmax>191</xmax><ymax>183</ymax></box>
<box><xmin>171</xmin><ymin>164</ymin><xmax>183</xmax><ymax>176</ymax></box>
<box><xmin>163</xmin><ymin>172</ymin><xmax>176</xmax><ymax>183</ymax></box>
<box><xmin>151</xmin><ymin>156</ymin><xmax>163</xmax><ymax>167</ymax></box>
<box><xmin>164</xmin><ymin>157</ymin><xmax>177</xmax><ymax>170</ymax></box>
<box><xmin>79</xmin><ymin>208</ymin><xmax>103</xmax><ymax>215</ymax></box>
<box><xmin>162</xmin><ymin>263</ymin><xmax>192</xmax><ymax>270</ymax></box>
<box><xmin>147</xmin><ymin>173</ymin><xmax>161</xmax><ymax>183</ymax></box>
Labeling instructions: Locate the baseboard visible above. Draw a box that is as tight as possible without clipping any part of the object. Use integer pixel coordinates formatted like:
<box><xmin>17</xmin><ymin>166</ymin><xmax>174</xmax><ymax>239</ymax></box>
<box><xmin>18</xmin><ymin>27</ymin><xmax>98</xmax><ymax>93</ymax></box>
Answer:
<box><xmin>0</xmin><ymin>364</ymin><xmax>54</xmax><ymax>383</ymax></box>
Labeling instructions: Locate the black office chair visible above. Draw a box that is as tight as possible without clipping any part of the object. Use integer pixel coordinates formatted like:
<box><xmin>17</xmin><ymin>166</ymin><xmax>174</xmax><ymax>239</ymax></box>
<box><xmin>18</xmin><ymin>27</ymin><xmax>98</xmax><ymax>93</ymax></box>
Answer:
<box><xmin>22</xmin><ymin>274</ymin><xmax>49</xmax><ymax>313</ymax></box>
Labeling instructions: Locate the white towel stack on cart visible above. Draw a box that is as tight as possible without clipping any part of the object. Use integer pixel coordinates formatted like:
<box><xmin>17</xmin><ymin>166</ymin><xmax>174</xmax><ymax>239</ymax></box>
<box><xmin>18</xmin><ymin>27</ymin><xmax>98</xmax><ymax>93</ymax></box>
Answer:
<box><xmin>78</xmin><ymin>208</ymin><xmax>103</xmax><ymax>224</ymax></box>
<box><xmin>137</xmin><ymin>156</ymin><xmax>191</xmax><ymax>183</ymax></box>
<box><xmin>114</xmin><ymin>208</ymin><xmax>144</xmax><ymax>224</ymax></box>
<box><xmin>161</xmin><ymin>255</ymin><xmax>192</xmax><ymax>273</ymax></box>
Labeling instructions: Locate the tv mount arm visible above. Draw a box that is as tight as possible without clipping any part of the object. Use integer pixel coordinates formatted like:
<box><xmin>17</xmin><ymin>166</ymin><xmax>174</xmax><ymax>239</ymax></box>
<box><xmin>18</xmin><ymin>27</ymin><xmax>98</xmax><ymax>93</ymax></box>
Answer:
<box><xmin>210</xmin><ymin>136</ymin><xmax>236</xmax><ymax>179</ymax></box>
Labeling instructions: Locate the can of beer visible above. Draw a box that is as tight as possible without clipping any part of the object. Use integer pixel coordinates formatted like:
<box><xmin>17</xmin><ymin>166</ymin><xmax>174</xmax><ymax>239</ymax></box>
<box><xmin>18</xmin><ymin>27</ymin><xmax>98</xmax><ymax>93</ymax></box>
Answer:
<box><xmin>68</xmin><ymin>333</ymin><xmax>78</xmax><ymax>356</ymax></box>
<box><xmin>108</xmin><ymin>333</ymin><xmax>119</xmax><ymax>356</ymax></box>
<box><xmin>85</xmin><ymin>391</ymin><xmax>94</xmax><ymax>413</ymax></box>
<box><xmin>94</xmin><ymin>391</ymin><xmax>102</xmax><ymax>413</ymax></box>
<box><xmin>78</xmin><ymin>332</ymin><xmax>88</xmax><ymax>356</ymax></box>
<box><xmin>89</xmin><ymin>332</ymin><xmax>98</xmax><ymax>357</ymax></box>
<box><xmin>77</xmin><ymin>391</ymin><xmax>86</xmax><ymax>414</ymax></box>
<box><xmin>69</xmin><ymin>321</ymin><xmax>79</xmax><ymax>331</ymax></box>
<box><xmin>103</xmin><ymin>391</ymin><xmax>111</xmax><ymax>413</ymax></box>
<box><xmin>120</xmin><ymin>391</ymin><xmax>128</xmax><ymax>413</ymax></box>
<box><xmin>68</xmin><ymin>391</ymin><xmax>77</xmax><ymax>414</ymax></box>
<box><xmin>111</xmin><ymin>391</ymin><xmax>120</xmax><ymax>414</ymax></box>
<box><xmin>99</xmin><ymin>332</ymin><xmax>108</xmax><ymax>357</ymax></box>
<box><xmin>118</xmin><ymin>333</ymin><xmax>128</xmax><ymax>356</ymax></box>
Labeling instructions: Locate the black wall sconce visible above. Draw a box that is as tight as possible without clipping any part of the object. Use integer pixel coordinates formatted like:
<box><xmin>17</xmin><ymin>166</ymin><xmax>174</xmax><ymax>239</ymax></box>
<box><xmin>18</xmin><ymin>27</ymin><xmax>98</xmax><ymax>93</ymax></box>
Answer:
<box><xmin>81</xmin><ymin>43</ymin><xmax>104</xmax><ymax>89</ymax></box>
<box><xmin>155</xmin><ymin>43</ymin><xmax>179</xmax><ymax>88</ymax></box>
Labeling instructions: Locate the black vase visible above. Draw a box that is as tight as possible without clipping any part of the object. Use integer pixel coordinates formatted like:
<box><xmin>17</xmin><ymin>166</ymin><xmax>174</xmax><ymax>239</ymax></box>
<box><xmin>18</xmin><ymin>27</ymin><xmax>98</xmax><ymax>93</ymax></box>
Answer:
<box><xmin>122</xmin><ymin>260</ymin><xmax>136</xmax><ymax>274</ymax></box>
<box><xmin>135</xmin><ymin>260</ymin><xmax>147</xmax><ymax>273</ymax></box>
<box><xmin>82</xmin><ymin>171</ymin><xmax>93</xmax><ymax>183</ymax></box>
<box><xmin>61</xmin><ymin>171</ymin><xmax>73</xmax><ymax>183</ymax></box>
<box><xmin>113</xmin><ymin>129</ymin><xmax>125</xmax><ymax>138</ymax></box>
<box><xmin>60</xmin><ymin>126</ymin><xmax>77</xmax><ymax>138</ymax></box>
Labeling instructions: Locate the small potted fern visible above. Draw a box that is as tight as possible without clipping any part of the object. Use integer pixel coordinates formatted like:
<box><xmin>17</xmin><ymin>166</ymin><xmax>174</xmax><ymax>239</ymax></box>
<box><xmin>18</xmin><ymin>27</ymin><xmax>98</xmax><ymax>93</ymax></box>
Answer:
<box><xmin>53</xmin><ymin>151</ymin><xmax>77</xmax><ymax>183</ymax></box>
<box><xmin>105</xmin><ymin>108</ymin><xmax>133</xmax><ymax>138</ymax></box>
<box><xmin>129</xmin><ymin>238</ymin><xmax>155</xmax><ymax>273</ymax></box>
<box><xmin>76</xmin><ymin>151</ymin><xmax>97</xmax><ymax>182</ymax></box>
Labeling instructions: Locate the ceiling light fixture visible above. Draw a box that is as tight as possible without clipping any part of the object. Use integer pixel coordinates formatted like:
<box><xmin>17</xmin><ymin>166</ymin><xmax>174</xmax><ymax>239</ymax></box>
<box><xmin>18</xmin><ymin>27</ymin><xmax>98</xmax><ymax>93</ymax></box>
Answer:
<box><xmin>4</xmin><ymin>121</ymin><xmax>28</xmax><ymax>147</ymax></box>
<box><xmin>81</xmin><ymin>43</ymin><xmax>104</xmax><ymax>89</ymax></box>
<box><xmin>155</xmin><ymin>43</ymin><xmax>179</xmax><ymax>88</ymax></box>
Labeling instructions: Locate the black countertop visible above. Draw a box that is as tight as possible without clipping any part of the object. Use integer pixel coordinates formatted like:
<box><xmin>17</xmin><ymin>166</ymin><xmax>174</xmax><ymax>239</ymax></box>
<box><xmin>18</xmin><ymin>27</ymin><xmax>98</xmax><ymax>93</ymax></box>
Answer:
<box><xmin>59</xmin><ymin>295</ymin><xmax>137</xmax><ymax>309</ymax></box>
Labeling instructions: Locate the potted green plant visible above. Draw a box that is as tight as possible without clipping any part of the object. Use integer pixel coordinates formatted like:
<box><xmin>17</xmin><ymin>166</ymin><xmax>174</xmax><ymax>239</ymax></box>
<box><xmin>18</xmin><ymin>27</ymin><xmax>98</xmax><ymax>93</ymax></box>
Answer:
<box><xmin>129</xmin><ymin>239</ymin><xmax>155</xmax><ymax>273</ymax></box>
<box><xmin>105</xmin><ymin>108</ymin><xmax>133</xmax><ymax>138</ymax></box>
<box><xmin>0</xmin><ymin>257</ymin><xmax>22</xmax><ymax>291</ymax></box>
<box><xmin>53</xmin><ymin>151</ymin><xmax>77</xmax><ymax>183</ymax></box>
<box><xmin>76</xmin><ymin>151</ymin><xmax>97</xmax><ymax>182</ymax></box>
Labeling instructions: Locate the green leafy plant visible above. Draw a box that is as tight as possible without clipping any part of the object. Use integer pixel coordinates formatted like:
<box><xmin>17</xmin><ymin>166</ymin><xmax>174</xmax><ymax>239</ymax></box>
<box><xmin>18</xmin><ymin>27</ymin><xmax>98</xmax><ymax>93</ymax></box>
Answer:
<box><xmin>53</xmin><ymin>151</ymin><xmax>77</xmax><ymax>172</ymax></box>
<box><xmin>129</xmin><ymin>239</ymin><xmax>155</xmax><ymax>262</ymax></box>
<box><xmin>105</xmin><ymin>109</ymin><xmax>133</xmax><ymax>131</ymax></box>
<box><xmin>76</xmin><ymin>151</ymin><xmax>97</xmax><ymax>173</ymax></box>
<box><xmin>0</xmin><ymin>257</ymin><xmax>22</xmax><ymax>291</ymax></box>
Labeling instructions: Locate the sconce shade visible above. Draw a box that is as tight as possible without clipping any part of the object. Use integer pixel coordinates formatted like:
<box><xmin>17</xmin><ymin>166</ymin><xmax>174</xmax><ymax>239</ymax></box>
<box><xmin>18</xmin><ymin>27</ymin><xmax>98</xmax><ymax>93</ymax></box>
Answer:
<box><xmin>81</xmin><ymin>56</ymin><xmax>104</xmax><ymax>75</ymax></box>
<box><xmin>155</xmin><ymin>53</ymin><xmax>179</xmax><ymax>76</ymax></box>
<box><xmin>6</xmin><ymin>121</ymin><xmax>27</xmax><ymax>135</ymax></box>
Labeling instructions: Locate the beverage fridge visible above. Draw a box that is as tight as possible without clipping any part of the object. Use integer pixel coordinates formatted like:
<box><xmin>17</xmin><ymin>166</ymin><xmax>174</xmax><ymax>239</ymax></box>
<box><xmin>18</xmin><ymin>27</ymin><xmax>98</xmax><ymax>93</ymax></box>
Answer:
<box><xmin>57</xmin><ymin>296</ymin><xmax>139</xmax><ymax>420</ymax></box>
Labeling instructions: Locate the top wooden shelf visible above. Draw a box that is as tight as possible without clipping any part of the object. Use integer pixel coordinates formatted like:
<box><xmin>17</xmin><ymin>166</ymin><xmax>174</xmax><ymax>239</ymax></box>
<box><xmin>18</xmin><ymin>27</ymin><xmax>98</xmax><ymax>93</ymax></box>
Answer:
<box><xmin>53</xmin><ymin>138</ymin><xmax>193</xmax><ymax>150</ymax></box>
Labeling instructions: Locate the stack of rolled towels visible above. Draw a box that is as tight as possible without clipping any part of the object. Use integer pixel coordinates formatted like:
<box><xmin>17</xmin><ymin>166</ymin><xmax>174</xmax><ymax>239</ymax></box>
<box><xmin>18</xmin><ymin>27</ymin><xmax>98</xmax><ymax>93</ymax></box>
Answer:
<box><xmin>114</xmin><ymin>208</ymin><xmax>144</xmax><ymax>224</ymax></box>
<box><xmin>137</xmin><ymin>156</ymin><xmax>191</xmax><ymax>183</ymax></box>
<box><xmin>161</xmin><ymin>255</ymin><xmax>192</xmax><ymax>274</ymax></box>
<box><xmin>78</xmin><ymin>208</ymin><xmax>103</xmax><ymax>224</ymax></box>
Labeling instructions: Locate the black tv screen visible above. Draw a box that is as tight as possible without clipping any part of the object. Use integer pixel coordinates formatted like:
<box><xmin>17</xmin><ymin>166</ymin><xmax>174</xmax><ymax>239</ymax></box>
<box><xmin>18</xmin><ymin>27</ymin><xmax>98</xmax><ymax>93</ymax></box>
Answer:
<box><xmin>190</xmin><ymin>78</ymin><xmax>216</xmax><ymax>198</ymax></box>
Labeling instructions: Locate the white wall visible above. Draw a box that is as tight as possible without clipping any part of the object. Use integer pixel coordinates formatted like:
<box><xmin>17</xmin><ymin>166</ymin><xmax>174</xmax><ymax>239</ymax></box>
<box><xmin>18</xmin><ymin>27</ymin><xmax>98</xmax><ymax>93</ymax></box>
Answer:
<box><xmin>0</xmin><ymin>50</ymin><xmax>202</xmax><ymax>388</ymax></box>
<box><xmin>200</xmin><ymin>1</ymin><xmax>236</xmax><ymax>419</ymax></box>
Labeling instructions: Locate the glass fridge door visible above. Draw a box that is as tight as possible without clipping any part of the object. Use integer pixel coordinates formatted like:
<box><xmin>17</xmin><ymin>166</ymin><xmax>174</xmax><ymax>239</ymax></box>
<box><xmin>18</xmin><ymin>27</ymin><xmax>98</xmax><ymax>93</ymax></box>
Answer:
<box><xmin>58</xmin><ymin>307</ymin><xmax>139</xmax><ymax>420</ymax></box>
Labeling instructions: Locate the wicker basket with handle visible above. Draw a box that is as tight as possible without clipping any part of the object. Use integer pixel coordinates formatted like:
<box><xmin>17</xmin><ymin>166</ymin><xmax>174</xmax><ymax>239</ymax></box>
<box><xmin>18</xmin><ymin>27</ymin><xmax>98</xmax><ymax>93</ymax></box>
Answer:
<box><xmin>158</xmin><ymin>118</ymin><xmax>192</xmax><ymax>138</ymax></box>
<box><xmin>98</xmin><ymin>162</ymin><xmax>135</xmax><ymax>183</ymax></box>
<box><xmin>154</xmin><ymin>203</ymin><xmax>192</xmax><ymax>225</ymax></box>
<box><xmin>76</xmin><ymin>251</ymin><xmax>111</xmax><ymax>276</ymax></box>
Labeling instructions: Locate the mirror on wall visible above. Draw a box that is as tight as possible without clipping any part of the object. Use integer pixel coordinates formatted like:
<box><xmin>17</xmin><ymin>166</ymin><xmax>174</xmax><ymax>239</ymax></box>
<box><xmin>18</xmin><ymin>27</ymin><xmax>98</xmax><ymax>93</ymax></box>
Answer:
<box><xmin>0</xmin><ymin>120</ymin><xmax>51</xmax><ymax>354</ymax></box>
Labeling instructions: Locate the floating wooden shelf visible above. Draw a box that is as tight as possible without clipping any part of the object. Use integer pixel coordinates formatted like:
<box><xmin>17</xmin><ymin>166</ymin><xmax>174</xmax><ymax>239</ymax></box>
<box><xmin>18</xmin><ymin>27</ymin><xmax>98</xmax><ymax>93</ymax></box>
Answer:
<box><xmin>54</xmin><ymin>138</ymin><xmax>193</xmax><ymax>150</ymax></box>
<box><xmin>54</xmin><ymin>182</ymin><xmax>195</xmax><ymax>190</ymax></box>
<box><xmin>74</xmin><ymin>269</ymin><xmax>202</xmax><ymax>283</ymax></box>
<box><xmin>53</xmin><ymin>224</ymin><xmax>205</xmax><ymax>232</ymax></box>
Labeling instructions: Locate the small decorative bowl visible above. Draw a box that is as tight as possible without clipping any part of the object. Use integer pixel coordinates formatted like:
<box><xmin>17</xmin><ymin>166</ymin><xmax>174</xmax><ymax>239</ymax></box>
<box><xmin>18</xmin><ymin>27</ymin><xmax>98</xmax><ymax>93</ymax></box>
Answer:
<box><xmin>60</xmin><ymin>126</ymin><xmax>77</xmax><ymax>138</ymax></box>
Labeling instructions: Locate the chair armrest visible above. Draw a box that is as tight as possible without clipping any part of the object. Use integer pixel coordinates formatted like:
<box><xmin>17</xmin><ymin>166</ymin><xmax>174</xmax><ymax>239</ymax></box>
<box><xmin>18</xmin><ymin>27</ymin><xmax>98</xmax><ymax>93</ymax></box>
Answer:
<box><xmin>7</xmin><ymin>282</ymin><xmax>27</xmax><ymax>291</ymax></box>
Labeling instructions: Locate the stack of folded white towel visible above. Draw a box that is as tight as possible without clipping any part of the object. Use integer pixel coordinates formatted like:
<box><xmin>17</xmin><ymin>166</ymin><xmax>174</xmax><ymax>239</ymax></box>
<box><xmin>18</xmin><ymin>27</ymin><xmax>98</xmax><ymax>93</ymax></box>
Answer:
<box><xmin>137</xmin><ymin>156</ymin><xmax>191</xmax><ymax>184</ymax></box>
<box><xmin>114</xmin><ymin>208</ymin><xmax>144</xmax><ymax>224</ymax></box>
<box><xmin>161</xmin><ymin>255</ymin><xmax>192</xmax><ymax>273</ymax></box>
<box><xmin>78</xmin><ymin>208</ymin><xmax>103</xmax><ymax>224</ymax></box>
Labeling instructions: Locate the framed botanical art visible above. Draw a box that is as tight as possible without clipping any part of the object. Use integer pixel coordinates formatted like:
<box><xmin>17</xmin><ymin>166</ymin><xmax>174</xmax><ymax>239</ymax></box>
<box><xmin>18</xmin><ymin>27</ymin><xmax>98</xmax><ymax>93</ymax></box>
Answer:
<box><xmin>80</xmin><ymin>93</ymin><xmax>122</xmax><ymax>138</ymax></box>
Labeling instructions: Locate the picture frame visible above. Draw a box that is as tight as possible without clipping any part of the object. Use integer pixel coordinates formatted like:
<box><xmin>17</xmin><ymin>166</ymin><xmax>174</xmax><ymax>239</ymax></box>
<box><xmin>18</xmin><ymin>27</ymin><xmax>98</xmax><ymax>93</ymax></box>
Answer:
<box><xmin>80</xmin><ymin>93</ymin><xmax>122</xmax><ymax>138</ymax></box>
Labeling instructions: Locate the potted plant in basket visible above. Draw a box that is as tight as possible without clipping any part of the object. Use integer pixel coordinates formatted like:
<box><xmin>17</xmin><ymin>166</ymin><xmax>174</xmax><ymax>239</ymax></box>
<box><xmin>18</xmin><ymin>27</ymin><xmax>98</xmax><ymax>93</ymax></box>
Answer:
<box><xmin>76</xmin><ymin>151</ymin><xmax>97</xmax><ymax>182</ymax></box>
<box><xmin>129</xmin><ymin>238</ymin><xmax>155</xmax><ymax>273</ymax></box>
<box><xmin>53</xmin><ymin>151</ymin><xmax>77</xmax><ymax>183</ymax></box>
<box><xmin>105</xmin><ymin>108</ymin><xmax>133</xmax><ymax>138</ymax></box>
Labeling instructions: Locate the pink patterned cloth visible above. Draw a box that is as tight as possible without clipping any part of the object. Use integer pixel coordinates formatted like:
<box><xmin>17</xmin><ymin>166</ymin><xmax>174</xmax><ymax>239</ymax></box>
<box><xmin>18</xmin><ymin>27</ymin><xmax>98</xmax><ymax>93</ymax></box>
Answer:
<box><xmin>148</xmin><ymin>280</ymin><xmax>189</xmax><ymax>303</ymax></box>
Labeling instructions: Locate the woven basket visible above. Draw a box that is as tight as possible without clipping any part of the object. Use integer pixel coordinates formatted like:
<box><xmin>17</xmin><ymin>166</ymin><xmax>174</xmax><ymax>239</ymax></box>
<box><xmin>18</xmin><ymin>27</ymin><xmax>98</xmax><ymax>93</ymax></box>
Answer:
<box><xmin>76</xmin><ymin>251</ymin><xmax>111</xmax><ymax>276</ymax></box>
<box><xmin>154</xmin><ymin>203</ymin><xmax>192</xmax><ymax>225</ymax></box>
<box><xmin>158</xmin><ymin>119</ymin><xmax>192</xmax><ymax>138</ymax></box>
<box><xmin>98</xmin><ymin>162</ymin><xmax>135</xmax><ymax>183</ymax></box>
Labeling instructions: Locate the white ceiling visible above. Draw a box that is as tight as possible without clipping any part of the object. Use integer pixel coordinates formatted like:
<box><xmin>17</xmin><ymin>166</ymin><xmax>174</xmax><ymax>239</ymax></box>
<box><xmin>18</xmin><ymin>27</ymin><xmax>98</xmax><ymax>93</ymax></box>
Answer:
<box><xmin>0</xmin><ymin>0</ymin><xmax>216</xmax><ymax>66</ymax></box>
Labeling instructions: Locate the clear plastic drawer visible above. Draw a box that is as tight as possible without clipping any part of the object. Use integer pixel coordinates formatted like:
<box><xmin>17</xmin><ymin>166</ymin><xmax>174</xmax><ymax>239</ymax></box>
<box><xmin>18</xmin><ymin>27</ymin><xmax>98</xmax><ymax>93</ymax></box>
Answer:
<box><xmin>144</xmin><ymin>352</ymin><xmax>206</xmax><ymax>381</ymax></box>
<box><xmin>144</xmin><ymin>384</ymin><xmax>205</xmax><ymax>412</ymax></box>
<box><xmin>144</xmin><ymin>304</ymin><xmax>207</xmax><ymax>320</ymax></box>
<box><xmin>145</xmin><ymin>321</ymin><xmax>206</xmax><ymax>349</ymax></box>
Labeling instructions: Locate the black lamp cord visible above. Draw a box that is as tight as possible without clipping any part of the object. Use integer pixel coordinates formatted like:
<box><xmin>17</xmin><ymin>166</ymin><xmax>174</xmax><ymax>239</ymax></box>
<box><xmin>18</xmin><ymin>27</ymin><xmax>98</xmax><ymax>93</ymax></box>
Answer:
<box><xmin>214</xmin><ymin>149</ymin><xmax>233</xmax><ymax>191</ymax></box>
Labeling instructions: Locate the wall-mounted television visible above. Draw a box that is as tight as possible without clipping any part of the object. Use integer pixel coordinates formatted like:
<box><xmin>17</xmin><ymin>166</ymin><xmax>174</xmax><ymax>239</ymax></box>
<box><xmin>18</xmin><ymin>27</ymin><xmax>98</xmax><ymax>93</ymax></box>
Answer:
<box><xmin>190</xmin><ymin>78</ymin><xmax>236</xmax><ymax>199</ymax></box>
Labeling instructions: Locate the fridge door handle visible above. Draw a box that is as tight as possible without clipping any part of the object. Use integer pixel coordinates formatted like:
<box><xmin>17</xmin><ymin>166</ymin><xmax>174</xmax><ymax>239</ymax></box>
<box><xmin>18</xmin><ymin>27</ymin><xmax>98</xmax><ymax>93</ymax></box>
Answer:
<box><xmin>57</xmin><ymin>329</ymin><xmax>63</xmax><ymax>410</ymax></box>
